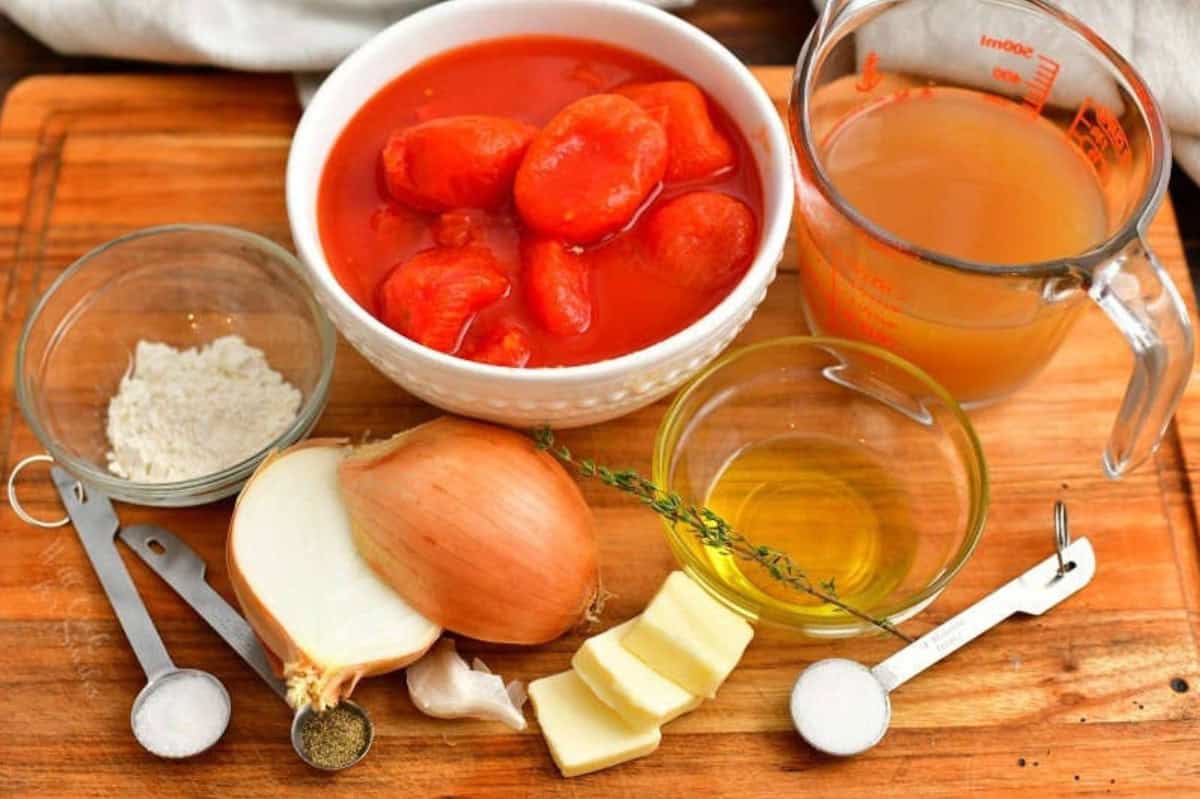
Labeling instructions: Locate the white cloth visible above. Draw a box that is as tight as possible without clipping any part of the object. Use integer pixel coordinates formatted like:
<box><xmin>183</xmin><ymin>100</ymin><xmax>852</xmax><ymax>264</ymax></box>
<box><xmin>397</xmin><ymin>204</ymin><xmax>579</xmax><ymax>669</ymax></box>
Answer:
<box><xmin>3</xmin><ymin>0</ymin><xmax>1197</xmax><ymax>181</ymax></box>
<box><xmin>0</xmin><ymin>0</ymin><xmax>693</xmax><ymax>71</ymax></box>
<box><xmin>812</xmin><ymin>0</ymin><xmax>1200</xmax><ymax>185</ymax></box>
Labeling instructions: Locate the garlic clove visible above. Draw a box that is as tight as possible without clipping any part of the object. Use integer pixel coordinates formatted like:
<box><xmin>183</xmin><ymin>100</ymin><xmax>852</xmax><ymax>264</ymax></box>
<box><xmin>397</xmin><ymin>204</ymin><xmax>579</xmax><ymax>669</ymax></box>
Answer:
<box><xmin>505</xmin><ymin>680</ymin><xmax>528</xmax><ymax>710</ymax></box>
<box><xmin>407</xmin><ymin>639</ymin><xmax>528</xmax><ymax>731</ymax></box>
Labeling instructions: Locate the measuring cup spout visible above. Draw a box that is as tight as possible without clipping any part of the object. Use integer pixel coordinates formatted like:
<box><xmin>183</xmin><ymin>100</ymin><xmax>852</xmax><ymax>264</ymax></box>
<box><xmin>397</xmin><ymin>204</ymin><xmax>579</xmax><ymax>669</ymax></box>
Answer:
<box><xmin>1089</xmin><ymin>238</ymin><xmax>1194</xmax><ymax>477</ymax></box>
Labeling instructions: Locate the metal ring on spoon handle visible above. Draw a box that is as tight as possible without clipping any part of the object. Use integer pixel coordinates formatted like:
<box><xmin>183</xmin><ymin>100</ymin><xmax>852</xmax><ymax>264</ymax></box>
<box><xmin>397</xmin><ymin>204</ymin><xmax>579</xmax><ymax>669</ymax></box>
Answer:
<box><xmin>8</xmin><ymin>453</ymin><xmax>70</xmax><ymax>528</ymax></box>
<box><xmin>1054</xmin><ymin>500</ymin><xmax>1071</xmax><ymax>577</ymax></box>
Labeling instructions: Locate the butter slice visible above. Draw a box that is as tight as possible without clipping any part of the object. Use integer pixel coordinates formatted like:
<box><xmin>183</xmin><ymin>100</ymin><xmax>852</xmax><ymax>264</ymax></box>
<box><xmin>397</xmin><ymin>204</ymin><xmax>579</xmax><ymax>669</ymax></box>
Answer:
<box><xmin>572</xmin><ymin>618</ymin><xmax>701</xmax><ymax>727</ymax></box>
<box><xmin>528</xmin><ymin>670</ymin><xmax>661</xmax><ymax>777</ymax></box>
<box><xmin>622</xmin><ymin>571</ymin><xmax>754</xmax><ymax>698</ymax></box>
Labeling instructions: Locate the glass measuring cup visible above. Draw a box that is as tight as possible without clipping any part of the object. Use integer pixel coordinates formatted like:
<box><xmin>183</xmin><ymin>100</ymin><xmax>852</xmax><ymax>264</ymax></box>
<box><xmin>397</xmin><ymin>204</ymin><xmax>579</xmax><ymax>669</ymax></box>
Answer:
<box><xmin>790</xmin><ymin>0</ymin><xmax>1194</xmax><ymax>477</ymax></box>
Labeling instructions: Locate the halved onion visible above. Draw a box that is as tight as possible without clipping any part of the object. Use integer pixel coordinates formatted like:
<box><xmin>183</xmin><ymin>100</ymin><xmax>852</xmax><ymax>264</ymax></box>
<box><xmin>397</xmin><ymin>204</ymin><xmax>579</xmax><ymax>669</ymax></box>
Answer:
<box><xmin>228</xmin><ymin>440</ymin><xmax>440</xmax><ymax>710</ymax></box>
<box><xmin>339</xmin><ymin>416</ymin><xmax>600</xmax><ymax>645</ymax></box>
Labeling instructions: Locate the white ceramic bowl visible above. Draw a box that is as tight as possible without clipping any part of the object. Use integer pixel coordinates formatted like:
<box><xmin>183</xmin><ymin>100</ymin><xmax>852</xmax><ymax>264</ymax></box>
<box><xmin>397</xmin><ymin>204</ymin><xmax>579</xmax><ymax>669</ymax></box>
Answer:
<box><xmin>287</xmin><ymin>0</ymin><xmax>793</xmax><ymax>428</ymax></box>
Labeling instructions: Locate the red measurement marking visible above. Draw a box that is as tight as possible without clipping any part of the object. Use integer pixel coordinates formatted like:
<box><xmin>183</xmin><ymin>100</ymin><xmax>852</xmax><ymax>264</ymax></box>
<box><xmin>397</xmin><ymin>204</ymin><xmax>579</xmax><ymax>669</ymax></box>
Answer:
<box><xmin>979</xmin><ymin>34</ymin><xmax>1034</xmax><ymax>58</ymax></box>
<box><xmin>1020</xmin><ymin>54</ymin><xmax>1060</xmax><ymax>116</ymax></box>
<box><xmin>1067</xmin><ymin>97</ymin><xmax>1132</xmax><ymax>181</ymax></box>
<box><xmin>857</xmin><ymin>51</ymin><xmax>882</xmax><ymax>92</ymax></box>
<box><xmin>992</xmin><ymin>66</ymin><xmax>1022</xmax><ymax>84</ymax></box>
<box><xmin>816</xmin><ymin>234</ymin><xmax>904</xmax><ymax>349</ymax></box>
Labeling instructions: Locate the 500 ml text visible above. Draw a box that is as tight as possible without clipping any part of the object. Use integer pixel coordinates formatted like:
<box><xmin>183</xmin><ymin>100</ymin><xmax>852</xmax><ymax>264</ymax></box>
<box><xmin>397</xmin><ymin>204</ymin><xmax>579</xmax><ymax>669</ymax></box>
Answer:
<box><xmin>980</xmin><ymin>35</ymin><xmax>1034</xmax><ymax>58</ymax></box>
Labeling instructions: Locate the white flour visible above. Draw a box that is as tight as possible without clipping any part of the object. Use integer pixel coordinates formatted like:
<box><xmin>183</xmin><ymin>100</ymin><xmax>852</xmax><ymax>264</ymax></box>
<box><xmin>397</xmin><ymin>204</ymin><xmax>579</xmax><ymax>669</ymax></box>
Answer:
<box><xmin>106</xmin><ymin>336</ymin><xmax>302</xmax><ymax>483</ymax></box>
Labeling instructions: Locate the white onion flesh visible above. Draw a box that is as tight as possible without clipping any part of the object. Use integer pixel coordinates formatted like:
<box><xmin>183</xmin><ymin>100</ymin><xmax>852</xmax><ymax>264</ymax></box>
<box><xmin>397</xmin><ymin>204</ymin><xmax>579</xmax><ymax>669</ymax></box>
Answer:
<box><xmin>228</xmin><ymin>442</ymin><xmax>440</xmax><ymax>710</ymax></box>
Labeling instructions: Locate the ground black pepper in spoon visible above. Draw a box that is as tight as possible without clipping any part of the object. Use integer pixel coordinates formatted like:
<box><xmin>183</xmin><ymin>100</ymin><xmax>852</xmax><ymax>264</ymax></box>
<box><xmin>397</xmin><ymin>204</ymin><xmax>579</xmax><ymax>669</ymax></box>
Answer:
<box><xmin>296</xmin><ymin>704</ymin><xmax>373</xmax><ymax>770</ymax></box>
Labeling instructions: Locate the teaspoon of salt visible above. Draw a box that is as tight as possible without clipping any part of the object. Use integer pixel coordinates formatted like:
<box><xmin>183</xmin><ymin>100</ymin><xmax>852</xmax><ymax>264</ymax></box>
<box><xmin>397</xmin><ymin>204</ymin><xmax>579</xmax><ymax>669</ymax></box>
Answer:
<box><xmin>792</xmin><ymin>533</ymin><xmax>1095</xmax><ymax>756</ymax></box>
<box><xmin>51</xmin><ymin>470</ymin><xmax>232</xmax><ymax>759</ymax></box>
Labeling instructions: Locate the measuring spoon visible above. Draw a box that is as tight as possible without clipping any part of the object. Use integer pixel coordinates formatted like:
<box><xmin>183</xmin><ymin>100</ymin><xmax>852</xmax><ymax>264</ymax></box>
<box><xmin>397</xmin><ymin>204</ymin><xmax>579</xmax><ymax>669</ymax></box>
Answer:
<box><xmin>51</xmin><ymin>468</ymin><xmax>230</xmax><ymax>758</ymax></box>
<box><xmin>118</xmin><ymin>523</ymin><xmax>374</xmax><ymax>770</ymax></box>
<box><xmin>790</xmin><ymin>534</ymin><xmax>1096</xmax><ymax>757</ymax></box>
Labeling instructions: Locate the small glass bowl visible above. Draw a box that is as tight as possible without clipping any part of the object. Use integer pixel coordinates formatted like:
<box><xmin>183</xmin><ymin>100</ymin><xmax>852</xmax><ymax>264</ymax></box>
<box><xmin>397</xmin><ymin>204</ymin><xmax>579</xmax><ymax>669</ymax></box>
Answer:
<box><xmin>653</xmin><ymin>336</ymin><xmax>988</xmax><ymax>636</ymax></box>
<box><xmin>17</xmin><ymin>225</ymin><xmax>336</xmax><ymax>507</ymax></box>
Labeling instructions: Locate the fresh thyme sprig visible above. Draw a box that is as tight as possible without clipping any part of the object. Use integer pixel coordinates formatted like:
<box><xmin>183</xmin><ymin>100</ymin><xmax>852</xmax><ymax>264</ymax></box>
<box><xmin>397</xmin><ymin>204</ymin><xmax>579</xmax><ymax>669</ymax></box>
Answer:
<box><xmin>533</xmin><ymin>427</ymin><xmax>913</xmax><ymax>643</ymax></box>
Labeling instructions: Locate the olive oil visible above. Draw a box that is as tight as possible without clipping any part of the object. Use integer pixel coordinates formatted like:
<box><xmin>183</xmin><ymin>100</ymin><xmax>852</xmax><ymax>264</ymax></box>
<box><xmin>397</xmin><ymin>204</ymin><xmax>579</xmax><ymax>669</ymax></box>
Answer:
<box><xmin>703</xmin><ymin>434</ymin><xmax>918</xmax><ymax>618</ymax></box>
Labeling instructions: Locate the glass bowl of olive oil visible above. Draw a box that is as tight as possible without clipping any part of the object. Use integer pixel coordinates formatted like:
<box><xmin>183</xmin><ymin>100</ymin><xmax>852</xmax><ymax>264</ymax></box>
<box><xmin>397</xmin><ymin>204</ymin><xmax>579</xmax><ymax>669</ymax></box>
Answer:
<box><xmin>653</xmin><ymin>336</ymin><xmax>987</xmax><ymax>636</ymax></box>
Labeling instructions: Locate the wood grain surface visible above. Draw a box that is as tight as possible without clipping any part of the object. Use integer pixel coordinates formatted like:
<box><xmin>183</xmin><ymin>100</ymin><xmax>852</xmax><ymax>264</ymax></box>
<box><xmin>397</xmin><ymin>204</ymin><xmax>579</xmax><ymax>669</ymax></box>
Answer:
<box><xmin>0</xmin><ymin>69</ymin><xmax>1198</xmax><ymax>798</ymax></box>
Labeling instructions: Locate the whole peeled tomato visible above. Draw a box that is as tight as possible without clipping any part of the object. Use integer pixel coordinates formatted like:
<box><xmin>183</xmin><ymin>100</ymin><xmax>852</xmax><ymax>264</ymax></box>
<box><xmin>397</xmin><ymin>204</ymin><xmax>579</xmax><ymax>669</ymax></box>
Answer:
<box><xmin>382</xmin><ymin>115</ymin><xmax>538</xmax><ymax>212</ymax></box>
<box><xmin>617</xmin><ymin>81</ymin><xmax>735</xmax><ymax>182</ymax></box>
<box><xmin>514</xmin><ymin>94</ymin><xmax>668</xmax><ymax>244</ymax></box>
<box><xmin>522</xmin><ymin>239</ymin><xmax>592</xmax><ymax>336</ymax></box>
<box><xmin>378</xmin><ymin>246</ymin><xmax>509</xmax><ymax>354</ymax></box>
<box><xmin>641</xmin><ymin>191</ymin><xmax>757</xmax><ymax>291</ymax></box>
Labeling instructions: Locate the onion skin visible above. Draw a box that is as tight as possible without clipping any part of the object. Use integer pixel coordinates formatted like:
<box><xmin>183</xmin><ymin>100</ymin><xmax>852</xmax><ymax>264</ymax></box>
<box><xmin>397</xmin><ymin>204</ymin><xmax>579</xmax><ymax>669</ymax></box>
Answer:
<box><xmin>339</xmin><ymin>416</ymin><xmax>600</xmax><ymax>645</ymax></box>
<box><xmin>227</xmin><ymin>439</ymin><xmax>438</xmax><ymax>710</ymax></box>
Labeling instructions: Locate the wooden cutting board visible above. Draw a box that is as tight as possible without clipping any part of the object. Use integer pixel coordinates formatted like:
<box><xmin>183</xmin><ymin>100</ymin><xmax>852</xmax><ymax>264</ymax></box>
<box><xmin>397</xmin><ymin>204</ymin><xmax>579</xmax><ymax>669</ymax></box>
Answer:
<box><xmin>0</xmin><ymin>69</ymin><xmax>1198</xmax><ymax>798</ymax></box>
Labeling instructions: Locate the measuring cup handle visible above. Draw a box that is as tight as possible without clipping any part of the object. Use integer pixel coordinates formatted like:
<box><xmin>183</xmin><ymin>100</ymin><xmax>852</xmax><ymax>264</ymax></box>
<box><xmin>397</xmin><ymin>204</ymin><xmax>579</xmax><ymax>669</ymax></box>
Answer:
<box><xmin>1090</xmin><ymin>238</ymin><xmax>1194</xmax><ymax>478</ymax></box>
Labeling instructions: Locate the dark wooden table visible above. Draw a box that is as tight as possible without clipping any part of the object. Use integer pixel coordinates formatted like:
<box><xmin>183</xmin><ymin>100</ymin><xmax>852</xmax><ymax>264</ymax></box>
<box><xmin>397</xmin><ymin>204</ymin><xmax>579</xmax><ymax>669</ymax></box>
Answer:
<box><xmin>0</xmin><ymin>1</ymin><xmax>1196</xmax><ymax>281</ymax></box>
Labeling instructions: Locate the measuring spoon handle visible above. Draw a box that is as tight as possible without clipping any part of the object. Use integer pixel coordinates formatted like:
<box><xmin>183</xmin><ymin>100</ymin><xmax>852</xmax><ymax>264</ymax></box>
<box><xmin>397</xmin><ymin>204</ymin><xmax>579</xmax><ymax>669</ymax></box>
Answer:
<box><xmin>872</xmin><ymin>584</ymin><xmax>1017</xmax><ymax>693</ymax></box>
<box><xmin>119</xmin><ymin>524</ymin><xmax>288</xmax><ymax>701</ymax></box>
<box><xmin>51</xmin><ymin>468</ymin><xmax>175</xmax><ymax>682</ymax></box>
<box><xmin>872</xmin><ymin>538</ymin><xmax>1097</xmax><ymax>693</ymax></box>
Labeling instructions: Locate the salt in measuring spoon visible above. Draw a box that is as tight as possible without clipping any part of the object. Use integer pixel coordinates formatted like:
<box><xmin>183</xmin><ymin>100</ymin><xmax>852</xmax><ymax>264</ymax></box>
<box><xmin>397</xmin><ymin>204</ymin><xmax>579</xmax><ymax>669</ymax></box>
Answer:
<box><xmin>51</xmin><ymin>467</ymin><xmax>231</xmax><ymax>758</ymax></box>
<box><xmin>791</xmin><ymin>511</ymin><xmax>1096</xmax><ymax>757</ymax></box>
<box><xmin>117</xmin><ymin>522</ymin><xmax>374</xmax><ymax>770</ymax></box>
